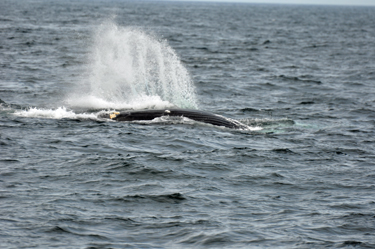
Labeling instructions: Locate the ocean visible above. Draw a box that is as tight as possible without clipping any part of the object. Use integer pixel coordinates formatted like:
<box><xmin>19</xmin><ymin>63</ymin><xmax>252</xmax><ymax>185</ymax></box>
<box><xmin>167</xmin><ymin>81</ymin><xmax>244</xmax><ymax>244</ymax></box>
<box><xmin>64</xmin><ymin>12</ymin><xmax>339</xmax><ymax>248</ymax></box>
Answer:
<box><xmin>1</xmin><ymin>0</ymin><xmax>375</xmax><ymax>248</ymax></box>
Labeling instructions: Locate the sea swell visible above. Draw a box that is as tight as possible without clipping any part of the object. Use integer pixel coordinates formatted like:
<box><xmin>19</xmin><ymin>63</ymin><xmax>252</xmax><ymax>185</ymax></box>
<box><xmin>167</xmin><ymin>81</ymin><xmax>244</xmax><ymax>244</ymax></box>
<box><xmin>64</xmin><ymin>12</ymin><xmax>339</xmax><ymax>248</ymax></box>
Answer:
<box><xmin>1</xmin><ymin>1</ymin><xmax>375</xmax><ymax>248</ymax></box>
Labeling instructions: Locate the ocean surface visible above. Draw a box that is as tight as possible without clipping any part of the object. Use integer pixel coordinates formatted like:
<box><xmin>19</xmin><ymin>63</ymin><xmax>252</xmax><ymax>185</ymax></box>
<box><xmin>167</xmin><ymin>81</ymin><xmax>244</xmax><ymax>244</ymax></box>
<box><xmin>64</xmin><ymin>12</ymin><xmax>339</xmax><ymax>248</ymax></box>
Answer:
<box><xmin>1</xmin><ymin>0</ymin><xmax>375</xmax><ymax>248</ymax></box>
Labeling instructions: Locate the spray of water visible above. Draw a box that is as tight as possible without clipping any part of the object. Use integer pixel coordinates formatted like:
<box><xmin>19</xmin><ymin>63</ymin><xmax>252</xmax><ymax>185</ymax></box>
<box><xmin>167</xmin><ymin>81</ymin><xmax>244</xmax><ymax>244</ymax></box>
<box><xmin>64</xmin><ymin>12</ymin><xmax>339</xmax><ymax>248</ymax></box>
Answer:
<box><xmin>68</xmin><ymin>21</ymin><xmax>198</xmax><ymax>110</ymax></box>
<box><xmin>14</xmin><ymin>107</ymin><xmax>98</xmax><ymax>120</ymax></box>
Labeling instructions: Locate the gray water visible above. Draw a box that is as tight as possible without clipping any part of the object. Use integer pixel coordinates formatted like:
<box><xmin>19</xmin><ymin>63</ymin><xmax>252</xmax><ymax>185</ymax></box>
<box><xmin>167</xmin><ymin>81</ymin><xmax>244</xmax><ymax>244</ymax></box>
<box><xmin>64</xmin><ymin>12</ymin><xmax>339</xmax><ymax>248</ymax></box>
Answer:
<box><xmin>1</xmin><ymin>1</ymin><xmax>375</xmax><ymax>248</ymax></box>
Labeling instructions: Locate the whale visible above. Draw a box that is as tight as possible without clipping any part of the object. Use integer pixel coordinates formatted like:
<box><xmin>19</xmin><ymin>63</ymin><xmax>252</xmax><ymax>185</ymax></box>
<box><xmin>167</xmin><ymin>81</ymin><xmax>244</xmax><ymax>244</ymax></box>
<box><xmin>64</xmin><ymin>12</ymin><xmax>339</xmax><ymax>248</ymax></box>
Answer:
<box><xmin>99</xmin><ymin>109</ymin><xmax>248</xmax><ymax>129</ymax></box>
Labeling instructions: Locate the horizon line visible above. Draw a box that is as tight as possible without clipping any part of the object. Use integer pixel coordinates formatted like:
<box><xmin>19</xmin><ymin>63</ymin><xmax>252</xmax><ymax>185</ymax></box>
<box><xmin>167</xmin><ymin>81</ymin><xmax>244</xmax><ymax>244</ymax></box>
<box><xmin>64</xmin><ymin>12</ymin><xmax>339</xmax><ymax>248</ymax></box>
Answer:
<box><xmin>157</xmin><ymin>0</ymin><xmax>375</xmax><ymax>7</ymax></box>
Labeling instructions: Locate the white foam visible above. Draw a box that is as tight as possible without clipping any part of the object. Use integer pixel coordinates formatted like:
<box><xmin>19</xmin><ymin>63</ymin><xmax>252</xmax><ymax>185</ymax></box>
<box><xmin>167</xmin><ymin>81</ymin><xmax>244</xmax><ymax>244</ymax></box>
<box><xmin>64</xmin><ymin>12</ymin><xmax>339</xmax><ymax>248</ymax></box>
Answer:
<box><xmin>246</xmin><ymin>126</ymin><xmax>263</xmax><ymax>131</ymax></box>
<box><xmin>14</xmin><ymin>107</ymin><xmax>97</xmax><ymax>120</ymax></box>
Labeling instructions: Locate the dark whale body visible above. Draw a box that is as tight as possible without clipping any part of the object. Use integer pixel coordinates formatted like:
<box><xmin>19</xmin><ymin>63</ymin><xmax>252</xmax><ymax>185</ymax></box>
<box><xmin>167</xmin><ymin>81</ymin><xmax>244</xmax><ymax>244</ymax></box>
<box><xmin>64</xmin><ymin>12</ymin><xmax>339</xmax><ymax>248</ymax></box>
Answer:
<box><xmin>100</xmin><ymin>109</ymin><xmax>248</xmax><ymax>129</ymax></box>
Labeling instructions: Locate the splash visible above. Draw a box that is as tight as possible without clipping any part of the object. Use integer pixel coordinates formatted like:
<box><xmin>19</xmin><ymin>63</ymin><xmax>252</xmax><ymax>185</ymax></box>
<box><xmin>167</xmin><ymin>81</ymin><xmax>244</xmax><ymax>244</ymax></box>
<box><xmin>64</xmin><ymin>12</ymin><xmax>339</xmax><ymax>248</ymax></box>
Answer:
<box><xmin>67</xmin><ymin>21</ymin><xmax>198</xmax><ymax>110</ymax></box>
<box><xmin>14</xmin><ymin>107</ymin><xmax>98</xmax><ymax>119</ymax></box>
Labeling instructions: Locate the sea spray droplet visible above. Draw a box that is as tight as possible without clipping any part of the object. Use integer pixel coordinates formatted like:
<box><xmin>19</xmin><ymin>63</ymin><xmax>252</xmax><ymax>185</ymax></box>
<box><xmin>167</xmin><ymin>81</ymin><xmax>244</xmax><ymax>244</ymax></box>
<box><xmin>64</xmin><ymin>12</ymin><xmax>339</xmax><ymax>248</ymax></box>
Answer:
<box><xmin>83</xmin><ymin>22</ymin><xmax>198</xmax><ymax>109</ymax></box>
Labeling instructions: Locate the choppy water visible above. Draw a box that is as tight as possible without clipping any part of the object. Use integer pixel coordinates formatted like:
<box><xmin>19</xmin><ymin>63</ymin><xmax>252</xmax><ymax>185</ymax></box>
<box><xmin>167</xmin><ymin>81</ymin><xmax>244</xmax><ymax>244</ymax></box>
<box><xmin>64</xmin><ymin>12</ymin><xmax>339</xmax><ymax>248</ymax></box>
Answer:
<box><xmin>1</xmin><ymin>1</ymin><xmax>375</xmax><ymax>248</ymax></box>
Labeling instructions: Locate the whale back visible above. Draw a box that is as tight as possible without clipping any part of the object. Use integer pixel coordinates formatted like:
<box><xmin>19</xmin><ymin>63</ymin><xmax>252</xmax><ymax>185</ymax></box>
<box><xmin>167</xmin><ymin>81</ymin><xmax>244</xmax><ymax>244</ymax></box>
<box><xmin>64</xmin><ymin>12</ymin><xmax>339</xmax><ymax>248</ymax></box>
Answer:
<box><xmin>104</xmin><ymin>109</ymin><xmax>247</xmax><ymax>129</ymax></box>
